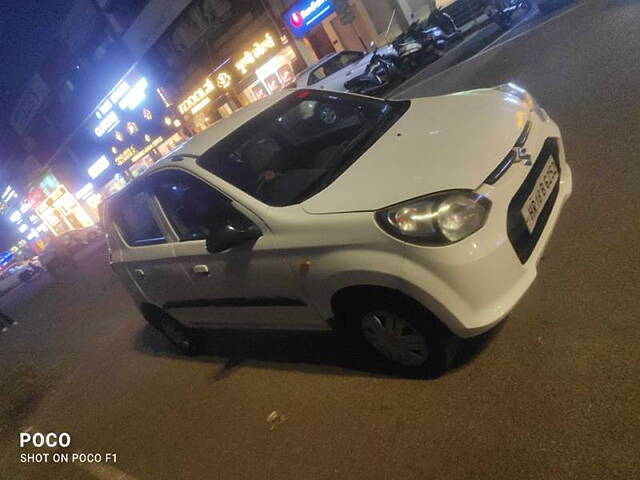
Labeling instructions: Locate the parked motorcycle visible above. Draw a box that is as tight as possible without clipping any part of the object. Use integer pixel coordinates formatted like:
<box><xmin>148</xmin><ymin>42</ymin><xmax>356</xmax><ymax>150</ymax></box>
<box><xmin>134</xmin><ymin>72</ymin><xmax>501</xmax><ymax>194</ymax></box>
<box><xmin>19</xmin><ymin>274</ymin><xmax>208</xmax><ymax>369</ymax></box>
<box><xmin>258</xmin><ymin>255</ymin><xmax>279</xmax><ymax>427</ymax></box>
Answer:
<box><xmin>485</xmin><ymin>0</ymin><xmax>532</xmax><ymax>30</ymax></box>
<box><xmin>344</xmin><ymin>47</ymin><xmax>403</xmax><ymax>96</ymax></box>
<box><xmin>393</xmin><ymin>24</ymin><xmax>448</xmax><ymax>74</ymax></box>
<box><xmin>425</xmin><ymin>7</ymin><xmax>463</xmax><ymax>41</ymax></box>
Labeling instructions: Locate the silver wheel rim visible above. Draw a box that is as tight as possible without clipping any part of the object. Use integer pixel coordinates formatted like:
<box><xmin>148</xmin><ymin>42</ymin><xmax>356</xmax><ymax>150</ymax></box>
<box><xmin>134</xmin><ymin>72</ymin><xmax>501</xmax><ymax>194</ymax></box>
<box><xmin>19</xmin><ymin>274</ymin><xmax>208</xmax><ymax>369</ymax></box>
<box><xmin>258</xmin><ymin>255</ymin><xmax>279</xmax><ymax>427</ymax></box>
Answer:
<box><xmin>361</xmin><ymin>311</ymin><xmax>429</xmax><ymax>367</ymax></box>
<box><xmin>161</xmin><ymin>317</ymin><xmax>191</xmax><ymax>350</ymax></box>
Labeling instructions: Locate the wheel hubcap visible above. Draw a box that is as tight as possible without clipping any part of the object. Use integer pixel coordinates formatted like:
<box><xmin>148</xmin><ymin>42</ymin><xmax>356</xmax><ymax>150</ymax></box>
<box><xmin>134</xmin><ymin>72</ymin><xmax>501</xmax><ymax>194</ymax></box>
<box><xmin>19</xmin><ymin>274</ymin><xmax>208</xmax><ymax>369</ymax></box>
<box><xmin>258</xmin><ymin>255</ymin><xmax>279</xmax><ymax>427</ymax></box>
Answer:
<box><xmin>361</xmin><ymin>311</ymin><xmax>429</xmax><ymax>367</ymax></box>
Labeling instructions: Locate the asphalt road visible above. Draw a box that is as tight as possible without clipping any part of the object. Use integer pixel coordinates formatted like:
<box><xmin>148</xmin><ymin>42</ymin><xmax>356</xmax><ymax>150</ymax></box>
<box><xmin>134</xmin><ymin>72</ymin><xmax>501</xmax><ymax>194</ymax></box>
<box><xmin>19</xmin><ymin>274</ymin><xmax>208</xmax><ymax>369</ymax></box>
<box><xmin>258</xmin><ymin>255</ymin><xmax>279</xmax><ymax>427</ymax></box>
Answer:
<box><xmin>1</xmin><ymin>1</ymin><xmax>640</xmax><ymax>478</ymax></box>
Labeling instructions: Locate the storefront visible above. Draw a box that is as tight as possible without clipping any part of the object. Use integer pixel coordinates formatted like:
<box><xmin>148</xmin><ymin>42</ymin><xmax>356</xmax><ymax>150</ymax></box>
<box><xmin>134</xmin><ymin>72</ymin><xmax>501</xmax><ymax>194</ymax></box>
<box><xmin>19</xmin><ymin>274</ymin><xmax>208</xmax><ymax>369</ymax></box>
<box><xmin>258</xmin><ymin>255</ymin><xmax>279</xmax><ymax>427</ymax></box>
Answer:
<box><xmin>177</xmin><ymin>30</ymin><xmax>298</xmax><ymax>134</ymax></box>
<box><xmin>284</xmin><ymin>0</ymin><xmax>382</xmax><ymax>57</ymax></box>
<box><xmin>27</xmin><ymin>171</ymin><xmax>94</xmax><ymax>237</ymax></box>
<box><xmin>88</xmin><ymin>67</ymin><xmax>188</xmax><ymax>203</ymax></box>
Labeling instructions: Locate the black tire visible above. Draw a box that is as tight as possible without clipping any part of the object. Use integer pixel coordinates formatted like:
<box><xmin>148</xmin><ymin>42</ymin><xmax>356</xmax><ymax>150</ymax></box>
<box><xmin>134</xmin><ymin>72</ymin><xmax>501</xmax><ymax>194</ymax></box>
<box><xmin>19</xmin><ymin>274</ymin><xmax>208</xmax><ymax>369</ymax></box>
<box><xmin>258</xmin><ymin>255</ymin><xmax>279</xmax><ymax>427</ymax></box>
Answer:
<box><xmin>155</xmin><ymin>310</ymin><xmax>201</xmax><ymax>355</ymax></box>
<box><xmin>345</xmin><ymin>295</ymin><xmax>458</xmax><ymax>378</ymax></box>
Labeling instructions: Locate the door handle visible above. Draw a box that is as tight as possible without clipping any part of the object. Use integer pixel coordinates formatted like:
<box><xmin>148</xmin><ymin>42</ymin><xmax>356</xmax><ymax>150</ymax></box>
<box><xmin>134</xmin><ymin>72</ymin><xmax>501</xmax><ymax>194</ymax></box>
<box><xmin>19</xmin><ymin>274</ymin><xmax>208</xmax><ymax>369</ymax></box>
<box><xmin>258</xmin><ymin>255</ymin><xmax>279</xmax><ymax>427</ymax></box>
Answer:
<box><xmin>192</xmin><ymin>264</ymin><xmax>210</xmax><ymax>275</ymax></box>
<box><xmin>133</xmin><ymin>269</ymin><xmax>145</xmax><ymax>279</ymax></box>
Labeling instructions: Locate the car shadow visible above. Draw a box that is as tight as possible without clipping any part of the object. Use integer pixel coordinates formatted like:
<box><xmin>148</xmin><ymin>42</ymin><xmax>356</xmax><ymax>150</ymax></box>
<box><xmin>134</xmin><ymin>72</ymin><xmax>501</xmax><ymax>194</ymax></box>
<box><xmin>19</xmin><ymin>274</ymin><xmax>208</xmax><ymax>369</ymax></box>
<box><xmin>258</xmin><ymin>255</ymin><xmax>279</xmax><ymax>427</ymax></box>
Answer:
<box><xmin>134</xmin><ymin>320</ymin><xmax>504</xmax><ymax>380</ymax></box>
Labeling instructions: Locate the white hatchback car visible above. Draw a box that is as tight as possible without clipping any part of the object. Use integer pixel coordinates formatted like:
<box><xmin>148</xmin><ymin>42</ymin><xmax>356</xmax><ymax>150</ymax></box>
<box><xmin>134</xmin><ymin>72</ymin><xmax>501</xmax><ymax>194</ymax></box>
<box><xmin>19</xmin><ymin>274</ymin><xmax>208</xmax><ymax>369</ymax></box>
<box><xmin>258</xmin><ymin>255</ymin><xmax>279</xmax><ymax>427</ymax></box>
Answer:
<box><xmin>295</xmin><ymin>48</ymin><xmax>396</xmax><ymax>92</ymax></box>
<box><xmin>105</xmin><ymin>86</ymin><xmax>571</xmax><ymax>376</ymax></box>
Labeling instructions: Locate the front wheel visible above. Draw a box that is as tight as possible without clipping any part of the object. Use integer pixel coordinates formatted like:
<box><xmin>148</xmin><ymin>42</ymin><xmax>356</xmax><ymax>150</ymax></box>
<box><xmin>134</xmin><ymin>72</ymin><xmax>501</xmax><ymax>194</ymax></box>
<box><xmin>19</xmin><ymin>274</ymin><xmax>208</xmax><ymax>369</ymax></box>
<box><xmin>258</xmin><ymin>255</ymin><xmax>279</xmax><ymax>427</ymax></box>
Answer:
<box><xmin>347</xmin><ymin>298</ymin><xmax>458</xmax><ymax>378</ymax></box>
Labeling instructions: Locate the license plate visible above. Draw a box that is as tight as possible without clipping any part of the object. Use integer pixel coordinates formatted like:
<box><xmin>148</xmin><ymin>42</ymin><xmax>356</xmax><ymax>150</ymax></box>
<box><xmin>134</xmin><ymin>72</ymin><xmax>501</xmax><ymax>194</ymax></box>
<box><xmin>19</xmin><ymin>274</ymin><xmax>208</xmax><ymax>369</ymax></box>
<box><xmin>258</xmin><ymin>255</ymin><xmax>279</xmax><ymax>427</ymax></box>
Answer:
<box><xmin>521</xmin><ymin>158</ymin><xmax>559</xmax><ymax>233</ymax></box>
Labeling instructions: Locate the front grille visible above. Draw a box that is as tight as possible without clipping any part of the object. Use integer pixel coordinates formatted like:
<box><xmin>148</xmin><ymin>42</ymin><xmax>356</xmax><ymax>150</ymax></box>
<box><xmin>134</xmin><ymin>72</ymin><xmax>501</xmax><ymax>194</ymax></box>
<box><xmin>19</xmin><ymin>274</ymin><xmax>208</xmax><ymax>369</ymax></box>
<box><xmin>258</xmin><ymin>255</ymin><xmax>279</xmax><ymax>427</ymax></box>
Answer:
<box><xmin>507</xmin><ymin>138</ymin><xmax>561</xmax><ymax>264</ymax></box>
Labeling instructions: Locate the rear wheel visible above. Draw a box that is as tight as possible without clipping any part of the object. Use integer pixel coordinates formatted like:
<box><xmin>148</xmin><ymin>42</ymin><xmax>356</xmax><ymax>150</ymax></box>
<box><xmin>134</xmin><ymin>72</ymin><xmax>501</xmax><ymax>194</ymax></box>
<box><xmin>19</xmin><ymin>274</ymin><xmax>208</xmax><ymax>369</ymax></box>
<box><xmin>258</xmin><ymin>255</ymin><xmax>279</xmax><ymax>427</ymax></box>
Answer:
<box><xmin>346</xmin><ymin>296</ymin><xmax>458</xmax><ymax>378</ymax></box>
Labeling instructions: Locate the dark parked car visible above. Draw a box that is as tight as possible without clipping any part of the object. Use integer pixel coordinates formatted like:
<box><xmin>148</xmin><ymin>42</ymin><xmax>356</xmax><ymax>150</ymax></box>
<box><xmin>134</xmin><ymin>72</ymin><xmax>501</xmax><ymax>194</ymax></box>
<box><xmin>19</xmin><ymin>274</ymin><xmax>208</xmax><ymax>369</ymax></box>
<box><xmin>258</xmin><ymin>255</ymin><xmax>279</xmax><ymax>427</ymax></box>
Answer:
<box><xmin>39</xmin><ymin>233</ymin><xmax>82</xmax><ymax>276</ymax></box>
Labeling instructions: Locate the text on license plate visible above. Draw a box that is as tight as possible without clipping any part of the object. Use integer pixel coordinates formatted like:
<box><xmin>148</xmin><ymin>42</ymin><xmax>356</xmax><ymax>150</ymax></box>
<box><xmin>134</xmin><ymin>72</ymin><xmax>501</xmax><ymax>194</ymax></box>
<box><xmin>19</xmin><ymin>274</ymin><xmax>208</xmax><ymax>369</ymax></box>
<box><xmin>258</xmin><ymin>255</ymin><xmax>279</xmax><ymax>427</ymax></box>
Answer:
<box><xmin>521</xmin><ymin>158</ymin><xmax>559</xmax><ymax>233</ymax></box>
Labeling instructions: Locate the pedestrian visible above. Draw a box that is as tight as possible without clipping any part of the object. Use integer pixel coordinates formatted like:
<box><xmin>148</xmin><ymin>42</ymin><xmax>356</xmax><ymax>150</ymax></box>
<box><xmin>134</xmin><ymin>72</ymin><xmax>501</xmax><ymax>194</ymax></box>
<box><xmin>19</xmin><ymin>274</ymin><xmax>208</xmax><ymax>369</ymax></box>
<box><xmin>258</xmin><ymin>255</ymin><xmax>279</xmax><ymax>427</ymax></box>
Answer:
<box><xmin>0</xmin><ymin>309</ymin><xmax>17</xmax><ymax>333</ymax></box>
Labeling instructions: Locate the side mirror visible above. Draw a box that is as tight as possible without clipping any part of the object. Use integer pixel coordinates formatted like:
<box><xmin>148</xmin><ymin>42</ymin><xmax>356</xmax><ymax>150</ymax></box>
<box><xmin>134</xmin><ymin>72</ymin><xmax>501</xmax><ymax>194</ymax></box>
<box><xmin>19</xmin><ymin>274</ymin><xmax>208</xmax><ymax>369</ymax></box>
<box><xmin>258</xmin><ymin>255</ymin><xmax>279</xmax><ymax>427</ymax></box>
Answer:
<box><xmin>206</xmin><ymin>220</ymin><xmax>262</xmax><ymax>254</ymax></box>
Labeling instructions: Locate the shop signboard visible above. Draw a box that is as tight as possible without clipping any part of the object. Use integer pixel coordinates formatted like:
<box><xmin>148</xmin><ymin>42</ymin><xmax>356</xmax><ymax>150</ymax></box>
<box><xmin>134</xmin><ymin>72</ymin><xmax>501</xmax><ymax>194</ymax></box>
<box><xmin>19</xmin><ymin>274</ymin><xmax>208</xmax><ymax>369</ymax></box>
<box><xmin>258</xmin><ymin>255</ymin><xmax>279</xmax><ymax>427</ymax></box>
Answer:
<box><xmin>39</xmin><ymin>172</ymin><xmax>61</xmax><ymax>196</ymax></box>
<box><xmin>234</xmin><ymin>32</ymin><xmax>279</xmax><ymax>75</ymax></box>
<box><xmin>27</xmin><ymin>186</ymin><xmax>46</xmax><ymax>210</ymax></box>
<box><xmin>284</xmin><ymin>0</ymin><xmax>335</xmax><ymax>38</ymax></box>
<box><xmin>0</xmin><ymin>251</ymin><xmax>14</xmax><ymax>269</ymax></box>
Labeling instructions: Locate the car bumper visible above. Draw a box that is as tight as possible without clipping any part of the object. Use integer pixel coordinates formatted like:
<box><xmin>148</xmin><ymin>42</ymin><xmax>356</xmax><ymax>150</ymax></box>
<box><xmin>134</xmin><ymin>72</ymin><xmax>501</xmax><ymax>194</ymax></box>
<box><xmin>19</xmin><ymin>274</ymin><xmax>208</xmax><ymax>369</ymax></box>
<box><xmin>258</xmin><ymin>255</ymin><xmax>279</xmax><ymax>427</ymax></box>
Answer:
<box><xmin>399</xmin><ymin>118</ymin><xmax>572</xmax><ymax>338</ymax></box>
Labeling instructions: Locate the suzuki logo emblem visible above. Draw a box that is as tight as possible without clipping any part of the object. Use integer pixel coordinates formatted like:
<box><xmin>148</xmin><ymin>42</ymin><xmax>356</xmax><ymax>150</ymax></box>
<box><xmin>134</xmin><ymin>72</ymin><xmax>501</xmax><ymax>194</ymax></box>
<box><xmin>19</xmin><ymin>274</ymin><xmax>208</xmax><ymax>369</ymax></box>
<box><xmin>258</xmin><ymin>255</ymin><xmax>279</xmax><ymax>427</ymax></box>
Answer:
<box><xmin>513</xmin><ymin>147</ymin><xmax>533</xmax><ymax>166</ymax></box>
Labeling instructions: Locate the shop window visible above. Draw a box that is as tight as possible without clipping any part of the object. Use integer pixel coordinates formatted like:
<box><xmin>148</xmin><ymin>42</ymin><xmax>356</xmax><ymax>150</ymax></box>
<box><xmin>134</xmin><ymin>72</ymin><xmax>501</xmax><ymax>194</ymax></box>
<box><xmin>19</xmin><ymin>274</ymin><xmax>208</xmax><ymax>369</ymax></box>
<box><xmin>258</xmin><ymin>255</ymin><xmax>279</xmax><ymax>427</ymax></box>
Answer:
<box><xmin>111</xmin><ymin>189</ymin><xmax>165</xmax><ymax>247</ymax></box>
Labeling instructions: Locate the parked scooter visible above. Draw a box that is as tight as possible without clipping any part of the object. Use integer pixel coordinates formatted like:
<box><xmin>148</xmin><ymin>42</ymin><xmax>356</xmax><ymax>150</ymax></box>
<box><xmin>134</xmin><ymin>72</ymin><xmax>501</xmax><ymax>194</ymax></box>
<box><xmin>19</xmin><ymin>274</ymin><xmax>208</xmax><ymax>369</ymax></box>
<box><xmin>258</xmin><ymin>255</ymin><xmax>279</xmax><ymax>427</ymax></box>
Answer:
<box><xmin>393</xmin><ymin>24</ymin><xmax>448</xmax><ymax>74</ymax></box>
<box><xmin>485</xmin><ymin>0</ymin><xmax>532</xmax><ymax>30</ymax></box>
<box><xmin>425</xmin><ymin>7</ymin><xmax>463</xmax><ymax>41</ymax></box>
<box><xmin>344</xmin><ymin>45</ymin><xmax>403</xmax><ymax>96</ymax></box>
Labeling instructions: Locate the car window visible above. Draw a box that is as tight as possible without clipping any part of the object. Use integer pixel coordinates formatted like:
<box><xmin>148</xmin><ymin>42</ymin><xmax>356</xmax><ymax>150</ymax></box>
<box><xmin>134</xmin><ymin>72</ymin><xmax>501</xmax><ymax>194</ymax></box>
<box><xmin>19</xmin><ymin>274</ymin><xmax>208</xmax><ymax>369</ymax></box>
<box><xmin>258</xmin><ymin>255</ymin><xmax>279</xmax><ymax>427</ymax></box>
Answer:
<box><xmin>308</xmin><ymin>66</ymin><xmax>327</xmax><ymax>85</ymax></box>
<box><xmin>307</xmin><ymin>52</ymin><xmax>363</xmax><ymax>85</ymax></box>
<box><xmin>197</xmin><ymin>91</ymin><xmax>408</xmax><ymax>206</ymax></box>
<box><xmin>110</xmin><ymin>186</ymin><xmax>165</xmax><ymax>247</ymax></box>
<box><xmin>333</xmin><ymin>51</ymin><xmax>364</xmax><ymax>68</ymax></box>
<box><xmin>151</xmin><ymin>170</ymin><xmax>248</xmax><ymax>242</ymax></box>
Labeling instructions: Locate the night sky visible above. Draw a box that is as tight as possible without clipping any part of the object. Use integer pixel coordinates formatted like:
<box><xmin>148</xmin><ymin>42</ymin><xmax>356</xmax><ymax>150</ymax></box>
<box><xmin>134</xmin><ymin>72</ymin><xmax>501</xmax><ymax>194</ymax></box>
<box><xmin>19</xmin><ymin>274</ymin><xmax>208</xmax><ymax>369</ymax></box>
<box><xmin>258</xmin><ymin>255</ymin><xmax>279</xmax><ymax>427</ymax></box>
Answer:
<box><xmin>0</xmin><ymin>1</ymin><xmax>75</xmax><ymax>250</ymax></box>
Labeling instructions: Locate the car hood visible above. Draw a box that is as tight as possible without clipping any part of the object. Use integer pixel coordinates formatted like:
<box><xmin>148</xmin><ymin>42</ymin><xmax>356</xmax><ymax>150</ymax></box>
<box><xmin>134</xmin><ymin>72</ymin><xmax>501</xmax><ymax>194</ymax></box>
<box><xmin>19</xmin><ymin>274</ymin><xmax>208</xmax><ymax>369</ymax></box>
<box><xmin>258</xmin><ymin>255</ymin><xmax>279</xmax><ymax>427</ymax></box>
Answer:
<box><xmin>301</xmin><ymin>89</ymin><xmax>531</xmax><ymax>214</ymax></box>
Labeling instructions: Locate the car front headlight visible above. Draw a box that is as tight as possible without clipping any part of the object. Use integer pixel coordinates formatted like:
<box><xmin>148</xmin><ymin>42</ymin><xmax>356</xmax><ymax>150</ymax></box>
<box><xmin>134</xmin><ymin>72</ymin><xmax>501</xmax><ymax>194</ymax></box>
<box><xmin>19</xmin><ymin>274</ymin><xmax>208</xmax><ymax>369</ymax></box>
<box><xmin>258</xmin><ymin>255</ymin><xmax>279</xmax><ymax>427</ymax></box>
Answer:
<box><xmin>375</xmin><ymin>190</ymin><xmax>492</xmax><ymax>246</ymax></box>
<box><xmin>496</xmin><ymin>83</ymin><xmax>548</xmax><ymax>121</ymax></box>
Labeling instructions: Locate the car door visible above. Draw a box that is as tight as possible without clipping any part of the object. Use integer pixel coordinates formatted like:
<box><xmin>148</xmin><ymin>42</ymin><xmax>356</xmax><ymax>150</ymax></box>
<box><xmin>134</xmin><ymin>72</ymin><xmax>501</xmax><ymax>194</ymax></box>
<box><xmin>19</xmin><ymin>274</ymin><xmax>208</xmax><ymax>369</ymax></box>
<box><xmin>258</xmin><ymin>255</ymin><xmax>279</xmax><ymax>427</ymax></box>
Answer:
<box><xmin>148</xmin><ymin>168</ymin><xmax>323</xmax><ymax>329</ymax></box>
<box><xmin>310</xmin><ymin>51</ymin><xmax>368</xmax><ymax>91</ymax></box>
<box><xmin>108</xmin><ymin>180</ymin><xmax>191</xmax><ymax>309</ymax></box>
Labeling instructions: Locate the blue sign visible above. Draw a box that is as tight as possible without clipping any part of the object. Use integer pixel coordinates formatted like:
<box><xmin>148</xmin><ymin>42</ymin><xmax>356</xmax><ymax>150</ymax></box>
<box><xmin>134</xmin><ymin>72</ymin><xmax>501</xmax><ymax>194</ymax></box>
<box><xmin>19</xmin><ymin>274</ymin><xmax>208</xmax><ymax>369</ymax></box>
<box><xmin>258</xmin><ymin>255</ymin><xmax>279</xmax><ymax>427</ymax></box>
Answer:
<box><xmin>284</xmin><ymin>0</ymin><xmax>334</xmax><ymax>38</ymax></box>
<box><xmin>0</xmin><ymin>251</ymin><xmax>13</xmax><ymax>268</ymax></box>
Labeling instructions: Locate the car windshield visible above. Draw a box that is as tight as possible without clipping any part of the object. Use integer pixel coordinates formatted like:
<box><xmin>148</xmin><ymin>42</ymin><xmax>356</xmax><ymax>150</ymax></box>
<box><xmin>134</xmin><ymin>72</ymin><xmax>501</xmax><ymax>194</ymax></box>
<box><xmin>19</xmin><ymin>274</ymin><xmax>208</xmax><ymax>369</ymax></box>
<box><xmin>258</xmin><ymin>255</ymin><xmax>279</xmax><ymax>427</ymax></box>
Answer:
<box><xmin>197</xmin><ymin>91</ymin><xmax>409</xmax><ymax>206</ymax></box>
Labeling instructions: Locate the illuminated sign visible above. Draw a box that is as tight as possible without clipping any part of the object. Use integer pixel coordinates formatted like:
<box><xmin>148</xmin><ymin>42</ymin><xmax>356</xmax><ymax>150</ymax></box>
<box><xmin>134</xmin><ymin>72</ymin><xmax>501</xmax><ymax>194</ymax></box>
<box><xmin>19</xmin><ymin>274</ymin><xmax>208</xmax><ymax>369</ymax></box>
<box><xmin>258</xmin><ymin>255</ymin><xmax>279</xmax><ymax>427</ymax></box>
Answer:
<box><xmin>178</xmin><ymin>78</ymin><xmax>215</xmax><ymax>115</ymax></box>
<box><xmin>115</xmin><ymin>146</ymin><xmax>137</xmax><ymax>166</ymax></box>
<box><xmin>1</xmin><ymin>186</ymin><xmax>13</xmax><ymax>200</ymax></box>
<box><xmin>88</xmin><ymin>155</ymin><xmax>110</xmax><ymax>179</ymax></box>
<box><xmin>130</xmin><ymin>136</ymin><xmax>163</xmax><ymax>164</ymax></box>
<box><xmin>110</xmin><ymin>82</ymin><xmax>130</xmax><ymax>104</ymax></box>
<box><xmin>95</xmin><ymin>110</ymin><xmax>120</xmax><ymax>137</ymax></box>
<box><xmin>0</xmin><ymin>251</ymin><xmax>14</xmax><ymax>267</ymax></box>
<box><xmin>19</xmin><ymin>201</ymin><xmax>32</xmax><ymax>214</ymax></box>
<box><xmin>94</xmin><ymin>75</ymin><xmax>148</xmax><ymax>137</ymax></box>
<box><xmin>235</xmin><ymin>33</ymin><xmax>277</xmax><ymax>75</ymax></box>
<box><xmin>178</xmin><ymin>71</ymin><xmax>234</xmax><ymax>116</ymax></box>
<box><xmin>9</xmin><ymin>211</ymin><xmax>21</xmax><ymax>223</ymax></box>
<box><xmin>18</xmin><ymin>224</ymin><xmax>28</xmax><ymax>234</ymax></box>
<box><xmin>284</xmin><ymin>0</ymin><xmax>334</xmax><ymax>38</ymax></box>
<box><xmin>76</xmin><ymin>183</ymin><xmax>94</xmax><ymax>200</ymax></box>
<box><xmin>217</xmin><ymin>72</ymin><xmax>232</xmax><ymax>89</ymax></box>
<box><xmin>119</xmin><ymin>77</ymin><xmax>148</xmax><ymax>110</ymax></box>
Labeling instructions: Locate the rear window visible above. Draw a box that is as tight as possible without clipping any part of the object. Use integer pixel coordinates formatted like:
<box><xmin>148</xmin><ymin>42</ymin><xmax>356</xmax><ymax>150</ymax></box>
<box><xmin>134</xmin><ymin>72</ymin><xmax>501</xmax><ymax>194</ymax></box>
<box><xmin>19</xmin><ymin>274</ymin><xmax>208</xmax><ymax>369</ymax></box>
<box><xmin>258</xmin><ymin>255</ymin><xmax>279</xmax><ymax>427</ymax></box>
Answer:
<box><xmin>110</xmin><ymin>187</ymin><xmax>165</xmax><ymax>247</ymax></box>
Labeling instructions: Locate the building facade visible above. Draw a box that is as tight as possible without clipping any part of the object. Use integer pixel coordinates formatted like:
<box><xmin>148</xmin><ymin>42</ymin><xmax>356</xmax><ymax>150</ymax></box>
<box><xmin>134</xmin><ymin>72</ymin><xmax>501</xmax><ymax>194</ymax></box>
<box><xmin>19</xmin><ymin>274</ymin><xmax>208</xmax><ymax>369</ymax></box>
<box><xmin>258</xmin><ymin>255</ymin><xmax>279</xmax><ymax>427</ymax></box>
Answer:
<box><xmin>2</xmin><ymin>0</ymin><xmax>467</xmax><ymax>256</ymax></box>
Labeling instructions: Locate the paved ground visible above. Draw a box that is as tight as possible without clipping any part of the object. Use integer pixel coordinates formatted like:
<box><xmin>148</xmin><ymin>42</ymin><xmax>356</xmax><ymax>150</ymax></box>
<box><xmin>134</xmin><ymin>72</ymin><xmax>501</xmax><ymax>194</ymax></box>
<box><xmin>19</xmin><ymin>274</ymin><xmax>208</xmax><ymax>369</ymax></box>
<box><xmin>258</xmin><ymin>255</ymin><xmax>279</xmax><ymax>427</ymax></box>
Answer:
<box><xmin>1</xmin><ymin>1</ymin><xmax>640</xmax><ymax>478</ymax></box>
